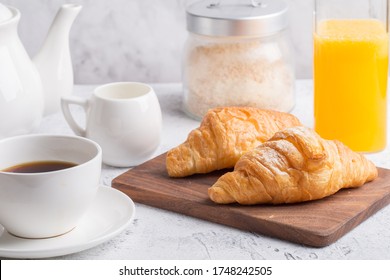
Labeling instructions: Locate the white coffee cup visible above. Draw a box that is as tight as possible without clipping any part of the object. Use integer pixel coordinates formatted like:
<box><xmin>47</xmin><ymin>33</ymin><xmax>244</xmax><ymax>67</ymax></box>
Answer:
<box><xmin>0</xmin><ymin>134</ymin><xmax>102</xmax><ymax>239</ymax></box>
<box><xmin>61</xmin><ymin>82</ymin><xmax>162</xmax><ymax>167</ymax></box>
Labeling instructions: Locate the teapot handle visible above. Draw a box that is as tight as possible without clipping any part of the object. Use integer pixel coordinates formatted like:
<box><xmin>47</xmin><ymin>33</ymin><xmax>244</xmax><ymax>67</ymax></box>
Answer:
<box><xmin>61</xmin><ymin>96</ymin><xmax>89</xmax><ymax>137</ymax></box>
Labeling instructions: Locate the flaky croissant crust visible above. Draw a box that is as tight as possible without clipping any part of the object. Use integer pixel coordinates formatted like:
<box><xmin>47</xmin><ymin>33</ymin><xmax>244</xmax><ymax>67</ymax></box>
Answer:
<box><xmin>166</xmin><ymin>107</ymin><xmax>301</xmax><ymax>177</ymax></box>
<box><xmin>208</xmin><ymin>126</ymin><xmax>378</xmax><ymax>205</ymax></box>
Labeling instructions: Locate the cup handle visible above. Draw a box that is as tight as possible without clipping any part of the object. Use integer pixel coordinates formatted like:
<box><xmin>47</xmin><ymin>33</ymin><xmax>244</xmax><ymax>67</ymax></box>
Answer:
<box><xmin>61</xmin><ymin>96</ymin><xmax>89</xmax><ymax>137</ymax></box>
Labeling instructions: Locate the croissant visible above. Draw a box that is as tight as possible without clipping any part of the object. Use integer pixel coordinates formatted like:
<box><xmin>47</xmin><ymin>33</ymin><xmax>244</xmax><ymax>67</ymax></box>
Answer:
<box><xmin>208</xmin><ymin>126</ymin><xmax>378</xmax><ymax>205</ymax></box>
<box><xmin>166</xmin><ymin>107</ymin><xmax>301</xmax><ymax>177</ymax></box>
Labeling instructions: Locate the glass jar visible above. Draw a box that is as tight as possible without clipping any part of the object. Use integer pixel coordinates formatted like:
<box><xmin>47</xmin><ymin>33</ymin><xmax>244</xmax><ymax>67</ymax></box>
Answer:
<box><xmin>183</xmin><ymin>0</ymin><xmax>295</xmax><ymax>120</ymax></box>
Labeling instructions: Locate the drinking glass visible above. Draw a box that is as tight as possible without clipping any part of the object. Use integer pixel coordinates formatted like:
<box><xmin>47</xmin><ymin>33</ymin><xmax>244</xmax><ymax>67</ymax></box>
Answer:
<box><xmin>314</xmin><ymin>0</ymin><xmax>388</xmax><ymax>152</ymax></box>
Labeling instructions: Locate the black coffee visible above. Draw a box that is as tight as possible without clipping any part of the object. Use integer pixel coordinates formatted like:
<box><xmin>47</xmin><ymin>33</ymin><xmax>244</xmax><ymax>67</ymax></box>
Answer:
<box><xmin>2</xmin><ymin>161</ymin><xmax>77</xmax><ymax>173</ymax></box>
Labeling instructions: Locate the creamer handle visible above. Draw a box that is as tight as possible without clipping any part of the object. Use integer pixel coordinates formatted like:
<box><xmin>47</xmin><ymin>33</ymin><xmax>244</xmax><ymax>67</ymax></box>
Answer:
<box><xmin>61</xmin><ymin>96</ymin><xmax>89</xmax><ymax>137</ymax></box>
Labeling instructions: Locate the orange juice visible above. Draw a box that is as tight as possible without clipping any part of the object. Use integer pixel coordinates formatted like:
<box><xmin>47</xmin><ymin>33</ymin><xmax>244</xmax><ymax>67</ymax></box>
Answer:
<box><xmin>314</xmin><ymin>19</ymin><xmax>388</xmax><ymax>152</ymax></box>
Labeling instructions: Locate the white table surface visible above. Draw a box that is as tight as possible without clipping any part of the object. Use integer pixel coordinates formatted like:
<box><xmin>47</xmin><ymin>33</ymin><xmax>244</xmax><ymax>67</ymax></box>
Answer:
<box><xmin>31</xmin><ymin>80</ymin><xmax>390</xmax><ymax>259</ymax></box>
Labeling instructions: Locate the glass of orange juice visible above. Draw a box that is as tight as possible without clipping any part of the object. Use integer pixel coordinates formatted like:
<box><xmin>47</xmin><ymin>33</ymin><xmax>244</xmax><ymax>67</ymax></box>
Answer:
<box><xmin>314</xmin><ymin>0</ymin><xmax>388</xmax><ymax>152</ymax></box>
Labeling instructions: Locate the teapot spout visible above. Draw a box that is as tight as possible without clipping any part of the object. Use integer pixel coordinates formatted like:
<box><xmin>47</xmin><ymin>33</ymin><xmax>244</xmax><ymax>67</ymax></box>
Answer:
<box><xmin>33</xmin><ymin>4</ymin><xmax>82</xmax><ymax>116</ymax></box>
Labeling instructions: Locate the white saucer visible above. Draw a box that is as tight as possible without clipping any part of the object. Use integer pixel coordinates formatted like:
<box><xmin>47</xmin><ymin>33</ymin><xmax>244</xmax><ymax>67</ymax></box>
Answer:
<box><xmin>0</xmin><ymin>186</ymin><xmax>135</xmax><ymax>259</ymax></box>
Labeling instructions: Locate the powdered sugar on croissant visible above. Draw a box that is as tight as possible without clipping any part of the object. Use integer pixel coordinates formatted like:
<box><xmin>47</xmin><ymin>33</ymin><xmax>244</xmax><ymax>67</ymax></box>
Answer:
<box><xmin>208</xmin><ymin>126</ymin><xmax>378</xmax><ymax>205</ymax></box>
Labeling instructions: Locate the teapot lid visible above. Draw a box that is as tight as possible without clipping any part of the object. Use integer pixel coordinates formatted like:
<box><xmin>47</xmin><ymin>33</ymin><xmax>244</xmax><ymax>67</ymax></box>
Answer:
<box><xmin>0</xmin><ymin>3</ymin><xmax>12</xmax><ymax>23</ymax></box>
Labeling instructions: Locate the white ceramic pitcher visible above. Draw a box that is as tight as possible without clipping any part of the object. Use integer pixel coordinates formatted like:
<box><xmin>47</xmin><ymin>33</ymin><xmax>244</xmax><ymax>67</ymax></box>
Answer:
<box><xmin>61</xmin><ymin>82</ymin><xmax>162</xmax><ymax>167</ymax></box>
<box><xmin>0</xmin><ymin>3</ymin><xmax>82</xmax><ymax>138</ymax></box>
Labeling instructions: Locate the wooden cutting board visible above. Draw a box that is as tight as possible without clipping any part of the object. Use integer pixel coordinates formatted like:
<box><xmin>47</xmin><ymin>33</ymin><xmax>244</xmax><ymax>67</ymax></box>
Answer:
<box><xmin>112</xmin><ymin>153</ymin><xmax>390</xmax><ymax>247</ymax></box>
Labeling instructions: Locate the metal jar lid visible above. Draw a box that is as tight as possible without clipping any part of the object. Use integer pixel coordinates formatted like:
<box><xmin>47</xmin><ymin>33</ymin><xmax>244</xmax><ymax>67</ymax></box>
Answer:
<box><xmin>186</xmin><ymin>0</ymin><xmax>289</xmax><ymax>37</ymax></box>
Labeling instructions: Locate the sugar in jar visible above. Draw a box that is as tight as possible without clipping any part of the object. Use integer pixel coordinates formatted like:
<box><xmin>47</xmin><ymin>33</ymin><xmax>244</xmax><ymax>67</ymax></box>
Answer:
<box><xmin>183</xmin><ymin>0</ymin><xmax>295</xmax><ymax>119</ymax></box>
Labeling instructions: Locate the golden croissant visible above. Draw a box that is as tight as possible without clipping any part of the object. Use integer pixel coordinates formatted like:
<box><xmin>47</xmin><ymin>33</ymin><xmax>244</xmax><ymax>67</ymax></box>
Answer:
<box><xmin>166</xmin><ymin>107</ymin><xmax>301</xmax><ymax>177</ymax></box>
<box><xmin>208</xmin><ymin>126</ymin><xmax>378</xmax><ymax>205</ymax></box>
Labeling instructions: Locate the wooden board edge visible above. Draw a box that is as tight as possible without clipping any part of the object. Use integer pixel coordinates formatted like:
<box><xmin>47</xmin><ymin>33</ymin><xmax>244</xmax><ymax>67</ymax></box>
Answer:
<box><xmin>319</xmin><ymin>190</ymin><xmax>390</xmax><ymax>247</ymax></box>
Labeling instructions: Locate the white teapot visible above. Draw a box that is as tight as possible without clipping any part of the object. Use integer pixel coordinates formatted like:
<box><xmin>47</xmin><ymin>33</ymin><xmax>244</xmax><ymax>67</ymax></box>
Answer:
<box><xmin>0</xmin><ymin>3</ymin><xmax>81</xmax><ymax>138</ymax></box>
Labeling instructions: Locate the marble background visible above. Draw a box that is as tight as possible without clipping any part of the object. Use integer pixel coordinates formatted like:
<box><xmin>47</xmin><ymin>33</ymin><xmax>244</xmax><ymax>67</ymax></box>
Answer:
<box><xmin>2</xmin><ymin>0</ymin><xmax>313</xmax><ymax>83</ymax></box>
